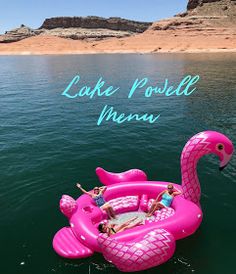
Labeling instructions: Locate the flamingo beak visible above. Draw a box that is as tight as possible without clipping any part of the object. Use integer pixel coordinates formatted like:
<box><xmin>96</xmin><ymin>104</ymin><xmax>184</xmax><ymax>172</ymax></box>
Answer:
<box><xmin>219</xmin><ymin>152</ymin><xmax>233</xmax><ymax>171</ymax></box>
<box><xmin>219</xmin><ymin>165</ymin><xmax>227</xmax><ymax>171</ymax></box>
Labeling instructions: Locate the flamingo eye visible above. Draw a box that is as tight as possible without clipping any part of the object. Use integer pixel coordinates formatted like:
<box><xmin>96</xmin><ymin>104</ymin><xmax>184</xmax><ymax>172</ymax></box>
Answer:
<box><xmin>217</xmin><ymin>144</ymin><xmax>224</xmax><ymax>151</ymax></box>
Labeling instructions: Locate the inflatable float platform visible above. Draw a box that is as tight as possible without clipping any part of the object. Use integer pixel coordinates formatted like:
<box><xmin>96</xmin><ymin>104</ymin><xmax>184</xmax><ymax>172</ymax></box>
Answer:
<box><xmin>52</xmin><ymin>131</ymin><xmax>234</xmax><ymax>272</ymax></box>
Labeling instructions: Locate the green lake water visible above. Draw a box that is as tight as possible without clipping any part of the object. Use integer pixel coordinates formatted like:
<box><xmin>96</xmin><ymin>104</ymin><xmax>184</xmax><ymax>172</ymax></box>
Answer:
<box><xmin>0</xmin><ymin>53</ymin><xmax>235</xmax><ymax>274</ymax></box>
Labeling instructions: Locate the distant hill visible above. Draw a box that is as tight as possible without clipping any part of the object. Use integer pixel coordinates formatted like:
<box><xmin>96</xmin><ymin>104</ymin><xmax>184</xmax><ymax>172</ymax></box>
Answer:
<box><xmin>0</xmin><ymin>16</ymin><xmax>152</xmax><ymax>43</ymax></box>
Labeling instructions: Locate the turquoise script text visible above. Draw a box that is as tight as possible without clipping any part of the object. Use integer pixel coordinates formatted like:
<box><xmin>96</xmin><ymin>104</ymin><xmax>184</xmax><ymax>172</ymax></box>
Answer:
<box><xmin>128</xmin><ymin>75</ymin><xmax>200</xmax><ymax>98</ymax></box>
<box><xmin>61</xmin><ymin>74</ymin><xmax>200</xmax><ymax>125</ymax></box>
<box><xmin>97</xmin><ymin>105</ymin><xmax>160</xmax><ymax>126</ymax></box>
<box><xmin>62</xmin><ymin>75</ymin><xmax>119</xmax><ymax>99</ymax></box>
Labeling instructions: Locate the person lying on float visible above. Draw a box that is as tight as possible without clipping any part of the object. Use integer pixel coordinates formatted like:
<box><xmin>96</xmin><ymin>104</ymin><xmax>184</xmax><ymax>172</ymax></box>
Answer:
<box><xmin>98</xmin><ymin>217</ymin><xmax>143</xmax><ymax>236</ymax></box>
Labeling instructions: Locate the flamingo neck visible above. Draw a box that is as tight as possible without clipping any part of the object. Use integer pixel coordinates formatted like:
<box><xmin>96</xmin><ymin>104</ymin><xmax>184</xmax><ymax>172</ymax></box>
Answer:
<box><xmin>181</xmin><ymin>134</ymin><xmax>212</xmax><ymax>205</ymax></box>
<box><xmin>181</xmin><ymin>153</ymin><xmax>201</xmax><ymax>204</ymax></box>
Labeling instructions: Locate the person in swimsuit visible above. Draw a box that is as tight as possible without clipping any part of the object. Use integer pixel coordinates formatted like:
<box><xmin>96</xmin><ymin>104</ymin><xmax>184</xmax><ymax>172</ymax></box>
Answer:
<box><xmin>98</xmin><ymin>217</ymin><xmax>143</xmax><ymax>236</ymax></box>
<box><xmin>76</xmin><ymin>183</ymin><xmax>116</xmax><ymax>219</ymax></box>
<box><xmin>146</xmin><ymin>183</ymin><xmax>182</xmax><ymax>217</ymax></box>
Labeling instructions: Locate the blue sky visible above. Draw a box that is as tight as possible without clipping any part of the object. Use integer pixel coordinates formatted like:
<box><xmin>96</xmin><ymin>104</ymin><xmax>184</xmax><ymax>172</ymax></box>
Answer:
<box><xmin>0</xmin><ymin>0</ymin><xmax>187</xmax><ymax>34</ymax></box>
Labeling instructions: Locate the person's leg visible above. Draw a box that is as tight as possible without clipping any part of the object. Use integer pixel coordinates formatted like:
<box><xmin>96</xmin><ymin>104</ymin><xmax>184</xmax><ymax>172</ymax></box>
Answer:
<box><xmin>116</xmin><ymin>217</ymin><xmax>139</xmax><ymax>231</ymax></box>
<box><xmin>118</xmin><ymin>217</ymin><xmax>138</xmax><ymax>230</ymax></box>
<box><xmin>107</xmin><ymin>207</ymin><xmax>116</xmax><ymax>219</ymax></box>
<box><xmin>102</xmin><ymin>205</ymin><xmax>112</xmax><ymax>219</ymax></box>
<box><xmin>124</xmin><ymin>217</ymin><xmax>138</xmax><ymax>225</ymax></box>
<box><xmin>108</xmin><ymin>205</ymin><xmax>116</xmax><ymax>219</ymax></box>
<box><xmin>157</xmin><ymin>203</ymin><xmax>166</xmax><ymax>211</ymax></box>
<box><xmin>146</xmin><ymin>201</ymin><xmax>158</xmax><ymax>217</ymax></box>
<box><xmin>100</xmin><ymin>203</ymin><xmax>112</xmax><ymax>219</ymax></box>
<box><xmin>118</xmin><ymin>220</ymin><xmax>143</xmax><ymax>233</ymax></box>
<box><xmin>127</xmin><ymin>220</ymin><xmax>143</xmax><ymax>229</ymax></box>
<box><xmin>147</xmin><ymin>202</ymin><xmax>165</xmax><ymax>217</ymax></box>
<box><xmin>101</xmin><ymin>203</ymin><xmax>116</xmax><ymax>219</ymax></box>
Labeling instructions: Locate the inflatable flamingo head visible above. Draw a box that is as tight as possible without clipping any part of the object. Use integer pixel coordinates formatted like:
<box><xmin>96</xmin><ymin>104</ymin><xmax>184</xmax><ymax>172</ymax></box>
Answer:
<box><xmin>196</xmin><ymin>131</ymin><xmax>234</xmax><ymax>170</ymax></box>
<box><xmin>60</xmin><ymin>195</ymin><xmax>78</xmax><ymax>219</ymax></box>
<box><xmin>181</xmin><ymin>131</ymin><xmax>234</xmax><ymax>204</ymax></box>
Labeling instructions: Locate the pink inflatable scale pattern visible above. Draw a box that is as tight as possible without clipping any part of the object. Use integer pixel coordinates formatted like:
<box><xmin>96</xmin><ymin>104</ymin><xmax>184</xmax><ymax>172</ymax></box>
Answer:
<box><xmin>52</xmin><ymin>131</ymin><xmax>234</xmax><ymax>272</ymax></box>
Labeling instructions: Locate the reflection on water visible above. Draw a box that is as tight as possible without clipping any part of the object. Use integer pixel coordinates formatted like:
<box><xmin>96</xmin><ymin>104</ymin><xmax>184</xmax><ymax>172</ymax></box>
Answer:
<box><xmin>0</xmin><ymin>53</ymin><xmax>235</xmax><ymax>274</ymax></box>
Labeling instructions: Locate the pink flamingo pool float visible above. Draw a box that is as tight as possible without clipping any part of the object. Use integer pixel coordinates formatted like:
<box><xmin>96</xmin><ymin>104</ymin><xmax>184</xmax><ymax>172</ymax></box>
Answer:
<box><xmin>53</xmin><ymin>131</ymin><xmax>234</xmax><ymax>272</ymax></box>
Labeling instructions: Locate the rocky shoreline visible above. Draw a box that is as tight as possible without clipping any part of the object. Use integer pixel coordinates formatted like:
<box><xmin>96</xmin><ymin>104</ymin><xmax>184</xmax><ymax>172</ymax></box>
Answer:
<box><xmin>0</xmin><ymin>0</ymin><xmax>235</xmax><ymax>54</ymax></box>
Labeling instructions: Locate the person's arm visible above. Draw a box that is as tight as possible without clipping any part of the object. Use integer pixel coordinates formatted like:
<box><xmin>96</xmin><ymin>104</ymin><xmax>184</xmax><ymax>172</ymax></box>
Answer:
<box><xmin>99</xmin><ymin>186</ymin><xmax>107</xmax><ymax>194</ymax></box>
<box><xmin>116</xmin><ymin>217</ymin><xmax>137</xmax><ymax>231</ymax></box>
<box><xmin>155</xmin><ymin>190</ymin><xmax>166</xmax><ymax>201</ymax></box>
<box><xmin>116</xmin><ymin>221</ymin><xmax>130</xmax><ymax>231</ymax></box>
<box><xmin>173</xmin><ymin>190</ymin><xmax>182</xmax><ymax>196</ymax></box>
<box><xmin>115</xmin><ymin>226</ymin><xmax>125</xmax><ymax>233</ymax></box>
<box><xmin>115</xmin><ymin>224</ymin><xmax>126</xmax><ymax>233</ymax></box>
<box><xmin>116</xmin><ymin>221</ymin><xmax>142</xmax><ymax>233</ymax></box>
<box><xmin>76</xmin><ymin>183</ymin><xmax>93</xmax><ymax>197</ymax></box>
